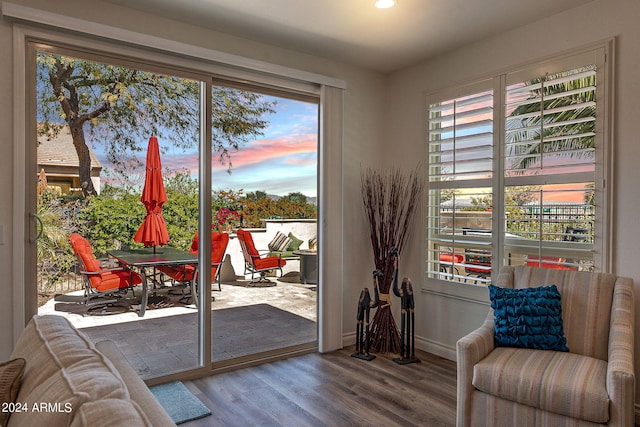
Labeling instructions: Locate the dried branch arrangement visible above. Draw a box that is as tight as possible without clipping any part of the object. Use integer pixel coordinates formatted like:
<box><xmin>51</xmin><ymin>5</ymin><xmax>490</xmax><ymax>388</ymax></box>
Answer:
<box><xmin>361</xmin><ymin>165</ymin><xmax>423</xmax><ymax>354</ymax></box>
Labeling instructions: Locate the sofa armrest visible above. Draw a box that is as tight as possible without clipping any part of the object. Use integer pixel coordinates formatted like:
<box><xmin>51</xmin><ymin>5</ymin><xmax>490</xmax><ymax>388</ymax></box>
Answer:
<box><xmin>456</xmin><ymin>314</ymin><xmax>495</xmax><ymax>427</ymax></box>
<box><xmin>606</xmin><ymin>277</ymin><xmax>635</xmax><ymax>427</ymax></box>
<box><xmin>95</xmin><ymin>340</ymin><xmax>175</xmax><ymax>426</ymax></box>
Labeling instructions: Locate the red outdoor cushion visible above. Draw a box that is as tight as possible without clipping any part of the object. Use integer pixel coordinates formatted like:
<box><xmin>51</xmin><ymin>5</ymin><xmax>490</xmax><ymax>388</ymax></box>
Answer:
<box><xmin>69</xmin><ymin>233</ymin><xmax>141</xmax><ymax>292</ymax></box>
<box><xmin>237</xmin><ymin>229</ymin><xmax>286</xmax><ymax>270</ymax></box>
<box><xmin>158</xmin><ymin>231</ymin><xmax>229</xmax><ymax>282</ymax></box>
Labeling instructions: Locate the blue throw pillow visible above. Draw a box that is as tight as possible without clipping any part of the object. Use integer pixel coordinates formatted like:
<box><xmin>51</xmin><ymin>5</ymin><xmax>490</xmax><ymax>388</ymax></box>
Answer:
<box><xmin>488</xmin><ymin>284</ymin><xmax>569</xmax><ymax>352</ymax></box>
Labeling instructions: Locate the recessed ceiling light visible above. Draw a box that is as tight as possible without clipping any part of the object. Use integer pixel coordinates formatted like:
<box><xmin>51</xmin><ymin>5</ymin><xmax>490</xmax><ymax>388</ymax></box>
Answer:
<box><xmin>375</xmin><ymin>0</ymin><xmax>396</xmax><ymax>9</ymax></box>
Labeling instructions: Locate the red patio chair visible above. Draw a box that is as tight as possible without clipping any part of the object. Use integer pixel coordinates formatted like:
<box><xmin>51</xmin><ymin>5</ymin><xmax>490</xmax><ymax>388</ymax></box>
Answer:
<box><xmin>69</xmin><ymin>233</ymin><xmax>142</xmax><ymax>308</ymax></box>
<box><xmin>237</xmin><ymin>228</ymin><xmax>286</xmax><ymax>285</ymax></box>
<box><xmin>439</xmin><ymin>253</ymin><xmax>464</xmax><ymax>276</ymax></box>
<box><xmin>158</xmin><ymin>231</ymin><xmax>229</xmax><ymax>299</ymax></box>
<box><xmin>526</xmin><ymin>255</ymin><xmax>577</xmax><ymax>270</ymax></box>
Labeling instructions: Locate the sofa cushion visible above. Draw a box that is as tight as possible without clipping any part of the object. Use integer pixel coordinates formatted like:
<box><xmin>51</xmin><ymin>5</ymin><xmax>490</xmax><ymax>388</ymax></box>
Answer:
<box><xmin>0</xmin><ymin>358</ymin><xmax>26</xmax><ymax>427</ymax></box>
<box><xmin>9</xmin><ymin>315</ymin><xmax>129</xmax><ymax>427</ymax></box>
<box><xmin>70</xmin><ymin>399</ymin><xmax>153</xmax><ymax>427</ymax></box>
<box><xmin>473</xmin><ymin>347</ymin><xmax>609</xmax><ymax>423</ymax></box>
<box><xmin>9</xmin><ymin>368</ymin><xmax>131</xmax><ymax>427</ymax></box>
<box><xmin>489</xmin><ymin>284</ymin><xmax>569</xmax><ymax>351</ymax></box>
<box><xmin>94</xmin><ymin>340</ymin><xmax>174</xmax><ymax>426</ymax></box>
<box><xmin>10</xmin><ymin>315</ymin><xmax>128</xmax><ymax>397</ymax></box>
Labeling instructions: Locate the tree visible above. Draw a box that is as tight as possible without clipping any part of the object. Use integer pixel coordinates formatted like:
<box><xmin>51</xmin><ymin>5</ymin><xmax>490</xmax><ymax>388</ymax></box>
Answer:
<box><xmin>245</xmin><ymin>190</ymin><xmax>268</xmax><ymax>201</ymax></box>
<box><xmin>281</xmin><ymin>192</ymin><xmax>308</xmax><ymax>204</ymax></box>
<box><xmin>506</xmin><ymin>66</ymin><xmax>596</xmax><ymax>172</ymax></box>
<box><xmin>37</xmin><ymin>52</ymin><xmax>275</xmax><ymax>196</ymax></box>
<box><xmin>584</xmin><ymin>182</ymin><xmax>595</xmax><ymax>206</ymax></box>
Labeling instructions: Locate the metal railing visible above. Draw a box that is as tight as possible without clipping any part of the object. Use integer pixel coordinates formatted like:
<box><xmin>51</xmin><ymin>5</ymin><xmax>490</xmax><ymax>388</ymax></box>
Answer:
<box><xmin>37</xmin><ymin>260</ymin><xmax>83</xmax><ymax>295</ymax></box>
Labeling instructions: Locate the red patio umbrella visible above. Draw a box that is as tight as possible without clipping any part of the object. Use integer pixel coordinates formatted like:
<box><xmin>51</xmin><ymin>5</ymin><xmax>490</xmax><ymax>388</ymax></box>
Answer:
<box><xmin>133</xmin><ymin>136</ymin><xmax>170</xmax><ymax>250</ymax></box>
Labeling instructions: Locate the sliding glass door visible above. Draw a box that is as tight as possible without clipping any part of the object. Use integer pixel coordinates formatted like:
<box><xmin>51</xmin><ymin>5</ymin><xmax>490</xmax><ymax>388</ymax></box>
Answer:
<box><xmin>30</xmin><ymin>39</ymin><xmax>322</xmax><ymax>380</ymax></box>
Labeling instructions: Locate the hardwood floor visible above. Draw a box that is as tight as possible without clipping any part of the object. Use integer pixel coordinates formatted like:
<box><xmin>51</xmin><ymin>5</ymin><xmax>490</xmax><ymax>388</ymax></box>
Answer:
<box><xmin>183</xmin><ymin>347</ymin><xmax>457</xmax><ymax>426</ymax></box>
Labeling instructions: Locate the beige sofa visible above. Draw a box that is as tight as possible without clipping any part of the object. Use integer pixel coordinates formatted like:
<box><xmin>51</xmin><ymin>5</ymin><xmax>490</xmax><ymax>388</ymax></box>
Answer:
<box><xmin>7</xmin><ymin>315</ymin><xmax>175</xmax><ymax>426</ymax></box>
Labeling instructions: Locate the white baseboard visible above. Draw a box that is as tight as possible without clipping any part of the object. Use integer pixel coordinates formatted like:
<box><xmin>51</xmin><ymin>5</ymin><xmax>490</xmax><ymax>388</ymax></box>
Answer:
<box><xmin>342</xmin><ymin>331</ymin><xmax>356</xmax><ymax>348</ymax></box>
<box><xmin>414</xmin><ymin>335</ymin><xmax>456</xmax><ymax>361</ymax></box>
<box><xmin>342</xmin><ymin>332</ymin><xmax>456</xmax><ymax>361</ymax></box>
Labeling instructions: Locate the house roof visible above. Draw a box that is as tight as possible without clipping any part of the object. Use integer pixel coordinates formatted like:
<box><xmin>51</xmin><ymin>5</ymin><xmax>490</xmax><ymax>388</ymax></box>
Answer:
<box><xmin>37</xmin><ymin>126</ymin><xmax>102</xmax><ymax>172</ymax></box>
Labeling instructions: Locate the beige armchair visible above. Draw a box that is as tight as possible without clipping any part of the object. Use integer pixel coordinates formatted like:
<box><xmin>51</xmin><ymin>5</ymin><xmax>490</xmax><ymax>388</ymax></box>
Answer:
<box><xmin>457</xmin><ymin>266</ymin><xmax>635</xmax><ymax>427</ymax></box>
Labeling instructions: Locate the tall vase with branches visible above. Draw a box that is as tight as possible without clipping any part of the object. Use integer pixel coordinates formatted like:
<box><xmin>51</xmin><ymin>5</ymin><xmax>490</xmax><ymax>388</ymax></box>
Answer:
<box><xmin>361</xmin><ymin>165</ymin><xmax>423</xmax><ymax>354</ymax></box>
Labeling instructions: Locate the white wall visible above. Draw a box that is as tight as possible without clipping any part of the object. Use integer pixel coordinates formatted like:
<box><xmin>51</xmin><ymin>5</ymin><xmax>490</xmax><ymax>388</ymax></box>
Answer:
<box><xmin>0</xmin><ymin>0</ymin><xmax>386</xmax><ymax>359</ymax></box>
<box><xmin>386</xmin><ymin>0</ymin><xmax>640</xmax><ymax>409</ymax></box>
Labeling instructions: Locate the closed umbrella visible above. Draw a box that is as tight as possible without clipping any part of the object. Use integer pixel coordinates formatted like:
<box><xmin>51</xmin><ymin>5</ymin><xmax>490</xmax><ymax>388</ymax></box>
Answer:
<box><xmin>134</xmin><ymin>136</ymin><xmax>169</xmax><ymax>251</ymax></box>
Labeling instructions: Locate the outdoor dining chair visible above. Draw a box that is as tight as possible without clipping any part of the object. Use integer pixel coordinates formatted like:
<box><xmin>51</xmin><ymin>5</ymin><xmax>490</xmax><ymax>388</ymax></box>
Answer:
<box><xmin>69</xmin><ymin>233</ymin><xmax>142</xmax><ymax>309</ymax></box>
<box><xmin>526</xmin><ymin>255</ymin><xmax>577</xmax><ymax>271</ymax></box>
<box><xmin>158</xmin><ymin>231</ymin><xmax>229</xmax><ymax>301</ymax></box>
<box><xmin>237</xmin><ymin>228</ymin><xmax>286</xmax><ymax>285</ymax></box>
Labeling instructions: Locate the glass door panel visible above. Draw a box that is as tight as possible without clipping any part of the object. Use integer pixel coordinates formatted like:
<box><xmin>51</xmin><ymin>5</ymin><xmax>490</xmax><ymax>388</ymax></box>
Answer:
<box><xmin>210</xmin><ymin>89</ymin><xmax>319</xmax><ymax>364</ymax></box>
<box><xmin>34</xmin><ymin>47</ymin><xmax>205</xmax><ymax>379</ymax></box>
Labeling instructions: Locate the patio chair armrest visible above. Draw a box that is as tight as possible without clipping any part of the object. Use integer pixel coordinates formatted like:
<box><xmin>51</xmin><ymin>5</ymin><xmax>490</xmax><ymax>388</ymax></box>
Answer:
<box><xmin>79</xmin><ymin>269</ymin><xmax>102</xmax><ymax>276</ymax></box>
<box><xmin>80</xmin><ymin>267</ymin><xmax>130</xmax><ymax>276</ymax></box>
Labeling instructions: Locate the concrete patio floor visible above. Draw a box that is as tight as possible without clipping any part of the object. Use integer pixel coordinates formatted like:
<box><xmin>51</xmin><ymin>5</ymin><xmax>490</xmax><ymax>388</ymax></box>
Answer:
<box><xmin>38</xmin><ymin>272</ymin><xmax>318</xmax><ymax>379</ymax></box>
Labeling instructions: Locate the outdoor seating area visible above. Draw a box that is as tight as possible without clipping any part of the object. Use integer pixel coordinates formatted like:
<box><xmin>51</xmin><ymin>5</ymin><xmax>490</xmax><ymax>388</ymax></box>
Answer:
<box><xmin>40</xmin><ymin>257</ymin><xmax>318</xmax><ymax>378</ymax></box>
<box><xmin>52</xmin><ymin>225</ymin><xmax>317</xmax><ymax>316</ymax></box>
<box><xmin>437</xmin><ymin>252</ymin><xmax>579</xmax><ymax>285</ymax></box>
<box><xmin>38</xmin><ymin>195</ymin><xmax>319</xmax><ymax>379</ymax></box>
<box><xmin>433</xmin><ymin>224</ymin><xmax>587</xmax><ymax>285</ymax></box>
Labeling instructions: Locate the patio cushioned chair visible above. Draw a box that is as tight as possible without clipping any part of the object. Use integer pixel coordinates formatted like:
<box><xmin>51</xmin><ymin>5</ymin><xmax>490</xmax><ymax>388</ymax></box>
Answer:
<box><xmin>158</xmin><ymin>231</ymin><xmax>229</xmax><ymax>300</ymax></box>
<box><xmin>237</xmin><ymin>228</ymin><xmax>286</xmax><ymax>285</ymax></box>
<box><xmin>457</xmin><ymin>265</ymin><xmax>635</xmax><ymax>427</ymax></box>
<box><xmin>526</xmin><ymin>255</ymin><xmax>577</xmax><ymax>271</ymax></box>
<box><xmin>462</xmin><ymin>228</ymin><xmax>492</xmax><ymax>283</ymax></box>
<box><xmin>69</xmin><ymin>233</ymin><xmax>142</xmax><ymax>308</ymax></box>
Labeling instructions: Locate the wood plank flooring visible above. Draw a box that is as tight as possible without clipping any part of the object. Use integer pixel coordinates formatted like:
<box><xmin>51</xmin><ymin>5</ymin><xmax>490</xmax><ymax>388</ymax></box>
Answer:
<box><xmin>183</xmin><ymin>347</ymin><xmax>456</xmax><ymax>427</ymax></box>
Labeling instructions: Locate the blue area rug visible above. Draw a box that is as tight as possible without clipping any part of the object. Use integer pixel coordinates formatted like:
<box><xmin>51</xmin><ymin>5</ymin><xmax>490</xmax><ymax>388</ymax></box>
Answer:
<box><xmin>150</xmin><ymin>381</ymin><xmax>212</xmax><ymax>424</ymax></box>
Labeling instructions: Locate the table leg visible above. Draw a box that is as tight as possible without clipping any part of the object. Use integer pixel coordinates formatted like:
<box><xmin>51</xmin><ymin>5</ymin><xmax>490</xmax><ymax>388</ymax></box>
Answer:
<box><xmin>138</xmin><ymin>268</ymin><xmax>148</xmax><ymax>317</ymax></box>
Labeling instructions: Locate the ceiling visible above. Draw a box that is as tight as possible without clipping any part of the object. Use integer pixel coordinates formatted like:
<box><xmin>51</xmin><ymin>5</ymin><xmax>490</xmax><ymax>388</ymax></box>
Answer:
<box><xmin>105</xmin><ymin>0</ymin><xmax>595</xmax><ymax>73</ymax></box>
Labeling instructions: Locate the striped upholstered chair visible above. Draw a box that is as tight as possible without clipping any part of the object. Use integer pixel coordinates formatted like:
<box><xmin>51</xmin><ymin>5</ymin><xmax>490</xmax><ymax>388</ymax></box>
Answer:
<box><xmin>457</xmin><ymin>265</ymin><xmax>635</xmax><ymax>427</ymax></box>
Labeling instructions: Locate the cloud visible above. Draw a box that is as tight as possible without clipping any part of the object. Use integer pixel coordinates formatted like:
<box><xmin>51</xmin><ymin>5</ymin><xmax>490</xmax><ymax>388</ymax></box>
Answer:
<box><xmin>224</xmin><ymin>134</ymin><xmax>317</xmax><ymax>168</ymax></box>
<box><xmin>149</xmin><ymin>133</ymin><xmax>317</xmax><ymax>196</ymax></box>
<box><xmin>94</xmin><ymin>95</ymin><xmax>319</xmax><ymax>196</ymax></box>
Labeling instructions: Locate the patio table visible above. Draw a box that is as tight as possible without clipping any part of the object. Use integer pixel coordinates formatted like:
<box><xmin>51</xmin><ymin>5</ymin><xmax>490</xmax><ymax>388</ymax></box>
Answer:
<box><xmin>293</xmin><ymin>249</ymin><xmax>318</xmax><ymax>284</ymax></box>
<box><xmin>108</xmin><ymin>247</ymin><xmax>198</xmax><ymax>317</ymax></box>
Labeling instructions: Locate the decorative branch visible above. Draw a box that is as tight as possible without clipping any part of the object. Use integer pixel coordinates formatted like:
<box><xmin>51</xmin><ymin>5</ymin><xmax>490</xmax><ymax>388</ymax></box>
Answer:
<box><xmin>361</xmin><ymin>164</ymin><xmax>423</xmax><ymax>354</ymax></box>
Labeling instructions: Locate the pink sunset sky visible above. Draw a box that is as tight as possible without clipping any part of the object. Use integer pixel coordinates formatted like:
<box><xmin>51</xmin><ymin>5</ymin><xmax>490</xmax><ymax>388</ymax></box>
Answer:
<box><xmin>99</xmin><ymin>96</ymin><xmax>319</xmax><ymax>197</ymax></box>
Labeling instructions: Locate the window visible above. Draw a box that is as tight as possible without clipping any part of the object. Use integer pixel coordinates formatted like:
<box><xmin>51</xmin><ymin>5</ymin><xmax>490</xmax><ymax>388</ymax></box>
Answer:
<box><xmin>426</xmin><ymin>48</ymin><xmax>609</xmax><ymax>286</ymax></box>
<box><xmin>427</xmin><ymin>86</ymin><xmax>495</xmax><ymax>284</ymax></box>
